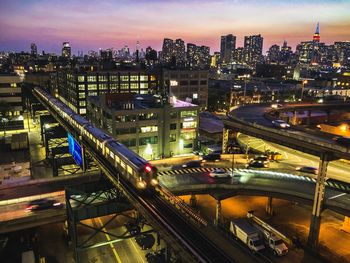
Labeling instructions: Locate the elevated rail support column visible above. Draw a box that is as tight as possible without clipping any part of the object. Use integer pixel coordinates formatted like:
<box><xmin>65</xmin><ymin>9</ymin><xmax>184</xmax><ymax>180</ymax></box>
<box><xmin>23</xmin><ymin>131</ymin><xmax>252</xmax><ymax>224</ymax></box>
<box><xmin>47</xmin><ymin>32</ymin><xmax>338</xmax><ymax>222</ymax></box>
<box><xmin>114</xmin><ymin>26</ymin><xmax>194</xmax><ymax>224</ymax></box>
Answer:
<box><xmin>189</xmin><ymin>194</ymin><xmax>197</xmax><ymax>207</ymax></box>
<box><xmin>222</xmin><ymin>128</ymin><xmax>229</xmax><ymax>154</ymax></box>
<box><xmin>307</xmin><ymin>110</ymin><xmax>312</xmax><ymax>126</ymax></box>
<box><xmin>307</xmin><ymin>152</ymin><xmax>330</xmax><ymax>251</ymax></box>
<box><xmin>291</xmin><ymin>110</ymin><xmax>297</xmax><ymax>125</ymax></box>
<box><xmin>81</xmin><ymin>144</ymin><xmax>87</xmax><ymax>172</ymax></box>
<box><xmin>266</xmin><ymin>197</ymin><xmax>273</xmax><ymax>216</ymax></box>
<box><xmin>215</xmin><ymin>199</ymin><xmax>222</xmax><ymax>226</ymax></box>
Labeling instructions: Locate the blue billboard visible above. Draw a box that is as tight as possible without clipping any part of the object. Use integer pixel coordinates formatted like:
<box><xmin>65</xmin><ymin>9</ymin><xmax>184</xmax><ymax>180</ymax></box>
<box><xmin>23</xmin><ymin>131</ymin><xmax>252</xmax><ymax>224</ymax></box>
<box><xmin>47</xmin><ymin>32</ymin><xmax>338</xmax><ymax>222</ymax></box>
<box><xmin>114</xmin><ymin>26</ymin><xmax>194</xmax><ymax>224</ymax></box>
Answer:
<box><xmin>68</xmin><ymin>133</ymin><xmax>83</xmax><ymax>167</ymax></box>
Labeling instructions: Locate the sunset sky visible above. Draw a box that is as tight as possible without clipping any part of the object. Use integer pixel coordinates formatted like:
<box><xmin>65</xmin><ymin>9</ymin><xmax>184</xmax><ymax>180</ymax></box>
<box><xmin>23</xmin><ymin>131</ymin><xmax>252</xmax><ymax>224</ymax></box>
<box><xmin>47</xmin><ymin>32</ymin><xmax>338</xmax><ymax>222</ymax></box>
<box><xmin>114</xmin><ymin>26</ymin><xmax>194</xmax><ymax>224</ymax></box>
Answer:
<box><xmin>0</xmin><ymin>0</ymin><xmax>349</xmax><ymax>54</ymax></box>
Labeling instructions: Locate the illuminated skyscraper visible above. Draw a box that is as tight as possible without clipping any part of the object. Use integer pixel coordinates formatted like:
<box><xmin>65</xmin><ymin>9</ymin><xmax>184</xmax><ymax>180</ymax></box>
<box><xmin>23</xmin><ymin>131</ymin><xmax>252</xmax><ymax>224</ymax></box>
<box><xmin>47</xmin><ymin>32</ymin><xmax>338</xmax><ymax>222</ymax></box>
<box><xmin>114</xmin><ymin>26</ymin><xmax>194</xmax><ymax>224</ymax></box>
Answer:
<box><xmin>244</xmin><ymin>34</ymin><xmax>263</xmax><ymax>64</ymax></box>
<box><xmin>220</xmin><ymin>34</ymin><xmax>236</xmax><ymax>63</ymax></box>
<box><xmin>313</xmin><ymin>22</ymin><xmax>320</xmax><ymax>42</ymax></box>
<box><xmin>62</xmin><ymin>42</ymin><xmax>71</xmax><ymax>58</ymax></box>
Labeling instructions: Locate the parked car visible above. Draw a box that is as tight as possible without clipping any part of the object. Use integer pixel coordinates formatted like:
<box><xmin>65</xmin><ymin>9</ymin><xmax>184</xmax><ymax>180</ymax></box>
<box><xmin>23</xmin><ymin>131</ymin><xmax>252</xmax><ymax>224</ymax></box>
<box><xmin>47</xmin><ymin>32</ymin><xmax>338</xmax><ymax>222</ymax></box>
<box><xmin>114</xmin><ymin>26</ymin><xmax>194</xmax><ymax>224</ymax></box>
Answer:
<box><xmin>271</xmin><ymin>103</ymin><xmax>283</xmax><ymax>109</ymax></box>
<box><xmin>26</xmin><ymin>198</ymin><xmax>62</xmax><ymax>211</ymax></box>
<box><xmin>200</xmin><ymin>153</ymin><xmax>221</xmax><ymax>162</ymax></box>
<box><xmin>209</xmin><ymin>169</ymin><xmax>231</xmax><ymax>178</ymax></box>
<box><xmin>125</xmin><ymin>221</ymin><xmax>141</xmax><ymax>236</ymax></box>
<box><xmin>135</xmin><ymin>234</ymin><xmax>155</xmax><ymax>250</ymax></box>
<box><xmin>182</xmin><ymin>160</ymin><xmax>202</xmax><ymax>168</ymax></box>
<box><xmin>272</xmin><ymin>120</ymin><xmax>290</xmax><ymax>129</ymax></box>
<box><xmin>296</xmin><ymin>166</ymin><xmax>318</xmax><ymax>175</ymax></box>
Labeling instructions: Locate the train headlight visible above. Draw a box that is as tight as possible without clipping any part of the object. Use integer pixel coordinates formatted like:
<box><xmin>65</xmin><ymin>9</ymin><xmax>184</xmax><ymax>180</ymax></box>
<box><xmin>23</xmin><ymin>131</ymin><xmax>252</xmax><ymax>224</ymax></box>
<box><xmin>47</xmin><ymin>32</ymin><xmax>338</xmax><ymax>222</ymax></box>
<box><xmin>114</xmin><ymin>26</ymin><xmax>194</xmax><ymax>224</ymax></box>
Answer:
<box><xmin>151</xmin><ymin>179</ymin><xmax>158</xmax><ymax>186</ymax></box>
<box><xmin>137</xmin><ymin>181</ymin><xmax>147</xmax><ymax>189</ymax></box>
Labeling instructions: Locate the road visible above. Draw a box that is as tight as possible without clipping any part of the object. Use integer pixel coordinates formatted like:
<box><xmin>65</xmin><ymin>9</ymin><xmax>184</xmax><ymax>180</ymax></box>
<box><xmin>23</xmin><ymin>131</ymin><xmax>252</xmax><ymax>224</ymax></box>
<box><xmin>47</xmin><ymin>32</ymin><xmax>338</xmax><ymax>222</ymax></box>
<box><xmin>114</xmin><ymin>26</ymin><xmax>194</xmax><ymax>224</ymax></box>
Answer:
<box><xmin>238</xmin><ymin>133</ymin><xmax>350</xmax><ymax>183</ymax></box>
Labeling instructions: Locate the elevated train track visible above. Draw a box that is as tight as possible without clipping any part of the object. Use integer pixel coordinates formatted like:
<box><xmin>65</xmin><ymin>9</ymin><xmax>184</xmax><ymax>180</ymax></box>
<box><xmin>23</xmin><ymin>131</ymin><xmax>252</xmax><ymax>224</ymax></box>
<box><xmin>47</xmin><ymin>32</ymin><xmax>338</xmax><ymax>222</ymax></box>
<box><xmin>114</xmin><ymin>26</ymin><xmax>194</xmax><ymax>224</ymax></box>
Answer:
<box><xmin>33</xmin><ymin>87</ymin><xmax>262</xmax><ymax>263</ymax></box>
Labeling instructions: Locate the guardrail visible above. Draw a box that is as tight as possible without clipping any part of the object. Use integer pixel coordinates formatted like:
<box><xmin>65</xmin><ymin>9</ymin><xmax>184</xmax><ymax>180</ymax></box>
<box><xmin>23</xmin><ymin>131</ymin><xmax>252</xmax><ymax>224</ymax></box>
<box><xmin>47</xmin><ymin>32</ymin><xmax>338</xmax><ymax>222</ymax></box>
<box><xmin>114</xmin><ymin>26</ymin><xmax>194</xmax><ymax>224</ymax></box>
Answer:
<box><xmin>158</xmin><ymin>185</ymin><xmax>208</xmax><ymax>227</ymax></box>
<box><xmin>226</xmin><ymin>112</ymin><xmax>350</xmax><ymax>155</ymax></box>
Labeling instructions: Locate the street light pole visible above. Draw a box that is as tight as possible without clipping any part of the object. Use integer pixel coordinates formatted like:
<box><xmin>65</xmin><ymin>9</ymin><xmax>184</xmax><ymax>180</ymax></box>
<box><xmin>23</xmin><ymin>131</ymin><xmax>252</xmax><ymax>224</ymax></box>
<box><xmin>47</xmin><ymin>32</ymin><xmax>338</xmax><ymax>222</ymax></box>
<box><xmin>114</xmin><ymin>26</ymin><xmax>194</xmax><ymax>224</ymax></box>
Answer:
<box><xmin>301</xmin><ymin>80</ymin><xmax>307</xmax><ymax>101</ymax></box>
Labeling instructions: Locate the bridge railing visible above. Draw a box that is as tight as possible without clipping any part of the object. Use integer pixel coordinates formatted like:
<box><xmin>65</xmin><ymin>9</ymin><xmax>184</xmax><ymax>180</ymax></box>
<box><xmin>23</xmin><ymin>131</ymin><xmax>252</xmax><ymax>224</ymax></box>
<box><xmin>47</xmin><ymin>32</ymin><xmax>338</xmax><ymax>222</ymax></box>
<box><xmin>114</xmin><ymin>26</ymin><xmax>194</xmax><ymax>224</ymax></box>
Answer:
<box><xmin>227</xmin><ymin>113</ymin><xmax>349</xmax><ymax>155</ymax></box>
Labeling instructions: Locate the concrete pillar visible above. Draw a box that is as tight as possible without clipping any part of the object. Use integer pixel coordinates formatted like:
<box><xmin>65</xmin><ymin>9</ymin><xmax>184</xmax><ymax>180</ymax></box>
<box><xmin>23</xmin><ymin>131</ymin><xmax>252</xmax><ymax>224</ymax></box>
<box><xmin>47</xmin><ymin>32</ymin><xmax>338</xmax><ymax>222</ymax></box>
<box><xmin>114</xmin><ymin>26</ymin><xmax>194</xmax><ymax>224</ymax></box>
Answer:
<box><xmin>306</xmin><ymin>110</ymin><xmax>312</xmax><ymax>126</ymax></box>
<box><xmin>215</xmin><ymin>199</ymin><xmax>222</xmax><ymax>226</ymax></box>
<box><xmin>291</xmin><ymin>110</ymin><xmax>297</xmax><ymax>125</ymax></box>
<box><xmin>342</xmin><ymin>216</ymin><xmax>350</xmax><ymax>233</ymax></box>
<box><xmin>222</xmin><ymin>128</ymin><xmax>229</xmax><ymax>154</ymax></box>
<box><xmin>81</xmin><ymin>145</ymin><xmax>87</xmax><ymax>172</ymax></box>
<box><xmin>189</xmin><ymin>194</ymin><xmax>197</xmax><ymax>207</ymax></box>
<box><xmin>266</xmin><ymin>197</ymin><xmax>273</xmax><ymax>216</ymax></box>
<box><xmin>307</xmin><ymin>152</ymin><xmax>329</xmax><ymax>251</ymax></box>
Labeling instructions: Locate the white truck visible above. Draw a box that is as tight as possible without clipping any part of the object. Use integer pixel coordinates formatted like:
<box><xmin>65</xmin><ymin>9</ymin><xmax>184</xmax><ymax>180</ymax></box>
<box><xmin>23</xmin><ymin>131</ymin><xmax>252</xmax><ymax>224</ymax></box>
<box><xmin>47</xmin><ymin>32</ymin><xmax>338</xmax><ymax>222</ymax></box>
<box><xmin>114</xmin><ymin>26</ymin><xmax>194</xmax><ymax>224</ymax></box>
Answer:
<box><xmin>247</xmin><ymin>211</ymin><xmax>289</xmax><ymax>256</ymax></box>
<box><xmin>230</xmin><ymin>219</ymin><xmax>265</xmax><ymax>253</ymax></box>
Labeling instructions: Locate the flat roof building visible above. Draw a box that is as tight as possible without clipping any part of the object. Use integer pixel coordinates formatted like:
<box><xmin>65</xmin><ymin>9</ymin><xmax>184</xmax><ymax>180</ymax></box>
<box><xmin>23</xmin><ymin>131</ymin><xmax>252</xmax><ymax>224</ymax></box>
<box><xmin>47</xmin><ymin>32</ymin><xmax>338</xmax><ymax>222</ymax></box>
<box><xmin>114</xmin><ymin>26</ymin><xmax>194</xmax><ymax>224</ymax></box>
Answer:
<box><xmin>87</xmin><ymin>93</ymin><xmax>199</xmax><ymax>160</ymax></box>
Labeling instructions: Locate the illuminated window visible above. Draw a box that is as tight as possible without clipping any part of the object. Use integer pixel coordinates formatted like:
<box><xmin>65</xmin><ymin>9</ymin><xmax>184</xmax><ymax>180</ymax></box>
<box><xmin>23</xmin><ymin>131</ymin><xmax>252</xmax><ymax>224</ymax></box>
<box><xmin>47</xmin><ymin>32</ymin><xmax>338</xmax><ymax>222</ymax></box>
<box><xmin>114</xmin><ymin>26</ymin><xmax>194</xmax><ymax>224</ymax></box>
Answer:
<box><xmin>130</xmin><ymin>75</ymin><xmax>139</xmax><ymax>81</ymax></box>
<box><xmin>79</xmin><ymin>101</ymin><xmax>86</xmax><ymax>106</ymax></box>
<box><xmin>77</xmin><ymin>75</ymin><xmax>85</xmax><ymax>82</ymax></box>
<box><xmin>140</xmin><ymin>75</ymin><xmax>148</xmax><ymax>81</ymax></box>
<box><xmin>10</xmin><ymin>83</ymin><xmax>17</xmax><ymax>88</ymax></box>
<box><xmin>99</xmin><ymin>75</ymin><xmax>107</xmax><ymax>82</ymax></box>
<box><xmin>87</xmin><ymin>84</ymin><xmax>97</xmax><ymax>90</ymax></box>
<box><xmin>79</xmin><ymin>108</ymin><xmax>86</xmax><ymax>114</ymax></box>
<box><xmin>79</xmin><ymin>92</ymin><xmax>86</xmax><ymax>98</ymax></box>
<box><xmin>140</xmin><ymin>83</ymin><xmax>148</xmax><ymax>89</ymax></box>
<box><xmin>181</xmin><ymin>132</ymin><xmax>196</xmax><ymax>140</ymax></box>
<box><xmin>130</xmin><ymin>83</ymin><xmax>138</xmax><ymax>90</ymax></box>
<box><xmin>180</xmin><ymin>110</ymin><xmax>197</xmax><ymax>118</ymax></box>
<box><xmin>139</xmin><ymin>113</ymin><xmax>158</xmax><ymax>120</ymax></box>
<box><xmin>120</xmin><ymin>75</ymin><xmax>129</xmax><ymax>81</ymax></box>
<box><xmin>181</xmin><ymin>121</ymin><xmax>197</xmax><ymax>129</ymax></box>
<box><xmin>78</xmin><ymin>84</ymin><xmax>85</xmax><ymax>90</ymax></box>
<box><xmin>99</xmin><ymin>84</ymin><xmax>107</xmax><ymax>90</ymax></box>
<box><xmin>150</xmin><ymin>75</ymin><xmax>156</xmax><ymax>81</ymax></box>
<box><xmin>120</xmin><ymin>83</ymin><xmax>129</xmax><ymax>90</ymax></box>
<box><xmin>169</xmin><ymin>134</ymin><xmax>176</xmax><ymax>142</ymax></box>
<box><xmin>87</xmin><ymin>76</ymin><xmax>96</xmax><ymax>82</ymax></box>
<box><xmin>140</xmin><ymin>126</ymin><xmax>158</xmax><ymax>133</ymax></box>
<box><xmin>110</xmin><ymin>75</ymin><xmax>118</xmax><ymax>82</ymax></box>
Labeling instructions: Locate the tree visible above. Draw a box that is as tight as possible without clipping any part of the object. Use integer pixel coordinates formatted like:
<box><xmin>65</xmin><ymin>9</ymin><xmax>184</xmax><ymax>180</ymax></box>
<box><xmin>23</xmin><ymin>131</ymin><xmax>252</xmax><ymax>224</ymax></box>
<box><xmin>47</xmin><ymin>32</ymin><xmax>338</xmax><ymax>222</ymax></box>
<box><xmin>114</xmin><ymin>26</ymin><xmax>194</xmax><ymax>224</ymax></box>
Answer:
<box><xmin>0</xmin><ymin>100</ymin><xmax>11</xmax><ymax>136</ymax></box>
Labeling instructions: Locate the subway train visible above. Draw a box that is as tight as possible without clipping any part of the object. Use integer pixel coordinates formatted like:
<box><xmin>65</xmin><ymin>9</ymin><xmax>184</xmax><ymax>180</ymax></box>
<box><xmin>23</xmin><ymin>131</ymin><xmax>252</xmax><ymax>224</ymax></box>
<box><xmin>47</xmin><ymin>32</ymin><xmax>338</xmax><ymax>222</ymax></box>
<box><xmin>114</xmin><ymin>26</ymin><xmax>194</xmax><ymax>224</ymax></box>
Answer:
<box><xmin>34</xmin><ymin>87</ymin><xmax>158</xmax><ymax>190</ymax></box>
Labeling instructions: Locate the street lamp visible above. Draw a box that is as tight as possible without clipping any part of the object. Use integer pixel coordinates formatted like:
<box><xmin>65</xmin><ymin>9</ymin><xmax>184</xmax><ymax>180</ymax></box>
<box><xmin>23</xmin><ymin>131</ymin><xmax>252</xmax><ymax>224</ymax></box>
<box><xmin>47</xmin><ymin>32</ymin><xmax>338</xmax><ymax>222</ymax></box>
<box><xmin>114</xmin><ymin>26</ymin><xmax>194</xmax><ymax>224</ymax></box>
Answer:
<box><xmin>301</xmin><ymin>80</ymin><xmax>308</xmax><ymax>101</ymax></box>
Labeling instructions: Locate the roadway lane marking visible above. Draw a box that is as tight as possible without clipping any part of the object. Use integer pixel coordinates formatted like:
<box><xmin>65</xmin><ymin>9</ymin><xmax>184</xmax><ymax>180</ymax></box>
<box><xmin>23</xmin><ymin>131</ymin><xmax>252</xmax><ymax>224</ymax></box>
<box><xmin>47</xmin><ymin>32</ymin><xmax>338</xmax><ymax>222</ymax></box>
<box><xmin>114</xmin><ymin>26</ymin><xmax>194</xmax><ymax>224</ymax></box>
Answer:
<box><xmin>328</xmin><ymin>193</ymin><xmax>346</xmax><ymax>200</ymax></box>
<box><xmin>97</xmin><ymin>217</ymin><xmax>122</xmax><ymax>263</ymax></box>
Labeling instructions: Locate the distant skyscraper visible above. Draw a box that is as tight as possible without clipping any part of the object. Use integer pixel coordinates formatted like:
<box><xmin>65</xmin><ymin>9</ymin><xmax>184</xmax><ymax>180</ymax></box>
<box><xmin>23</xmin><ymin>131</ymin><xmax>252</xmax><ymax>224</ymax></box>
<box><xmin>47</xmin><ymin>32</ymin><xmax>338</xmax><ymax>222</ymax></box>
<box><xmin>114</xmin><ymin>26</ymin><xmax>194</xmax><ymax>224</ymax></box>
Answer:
<box><xmin>30</xmin><ymin>43</ymin><xmax>37</xmax><ymax>57</ymax></box>
<box><xmin>244</xmin><ymin>34</ymin><xmax>263</xmax><ymax>64</ymax></box>
<box><xmin>161</xmin><ymin>38</ymin><xmax>174</xmax><ymax>64</ymax></box>
<box><xmin>220</xmin><ymin>34</ymin><xmax>236</xmax><ymax>63</ymax></box>
<box><xmin>186</xmin><ymin>43</ymin><xmax>210</xmax><ymax>69</ymax></box>
<box><xmin>280</xmin><ymin>40</ymin><xmax>293</xmax><ymax>64</ymax></box>
<box><xmin>62</xmin><ymin>42</ymin><xmax>71</xmax><ymax>58</ymax></box>
<box><xmin>174</xmin><ymin>39</ymin><xmax>186</xmax><ymax>67</ymax></box>
<box><xmin>313</xmin><ymin>22</ymin><xmax>320</xmax><ymax>42</ymax></box>
<box><xmin>267</xmin><ymin>44</ymin><xmax>280</xmax><ymax>63</ymax></box>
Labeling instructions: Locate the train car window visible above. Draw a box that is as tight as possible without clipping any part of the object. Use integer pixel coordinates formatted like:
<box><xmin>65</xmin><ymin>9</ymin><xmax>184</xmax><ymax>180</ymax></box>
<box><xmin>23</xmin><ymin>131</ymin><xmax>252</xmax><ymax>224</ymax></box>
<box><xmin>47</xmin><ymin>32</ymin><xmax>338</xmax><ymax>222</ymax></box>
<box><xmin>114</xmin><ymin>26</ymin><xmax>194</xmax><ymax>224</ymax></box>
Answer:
<box><xmin>127</xmin><ymin>165</ymin><xmax>133</xmax><ymax>175</ymax></box>
<box><xmin>120</xmin><ymin>161</ymin><xmax>126</xmax><ymax>169</ymax></box>
<box><xmin>115</xmin><ymin>155</ymin><xmax>120</xmax><ymax>164</ymax></box>
<box><xmin>110</xmin><ymin>151</ymin><xmax>114</xmax><ymax>159</ymax></box>
<box><xmin>105</xmin><ymin>148</ymin><xmax>110</xmax><ymax>155</ymax></box>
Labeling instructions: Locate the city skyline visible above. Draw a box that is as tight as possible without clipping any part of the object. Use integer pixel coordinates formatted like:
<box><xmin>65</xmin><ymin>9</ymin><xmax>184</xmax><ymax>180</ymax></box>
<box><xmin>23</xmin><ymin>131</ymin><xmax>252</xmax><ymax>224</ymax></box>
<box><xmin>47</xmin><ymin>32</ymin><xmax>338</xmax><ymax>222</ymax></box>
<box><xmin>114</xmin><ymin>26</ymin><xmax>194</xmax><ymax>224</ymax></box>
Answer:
<box><xmin>1</xmin><ymin>0</ymin><xmax>350</xmax><ymax>54</ymax></box>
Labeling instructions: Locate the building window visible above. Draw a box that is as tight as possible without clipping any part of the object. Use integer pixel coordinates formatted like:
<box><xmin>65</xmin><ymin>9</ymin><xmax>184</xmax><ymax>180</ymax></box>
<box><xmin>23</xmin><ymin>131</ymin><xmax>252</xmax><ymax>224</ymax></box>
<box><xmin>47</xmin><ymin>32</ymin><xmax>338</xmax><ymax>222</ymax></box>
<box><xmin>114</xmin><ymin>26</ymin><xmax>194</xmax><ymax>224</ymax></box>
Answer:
<box><xmin>87</xmin><ymin>84</ymin><xmax>97</xmax><ymax>90</ymax></box>
<box><xmin>115</xmin><ymin>115</ymin><xmax>137</xmax><ymax>122</ymax></box>
<box><xmin>170</xmin><ymin>123</ymin><xmax>177</xmax><ymax>130</ymax></box>
<box><xmin>139</xmin><ymin>136</ymin><xmax>158</xmax><ymax>145</ymax></box>
<box><xmin>120</xmin><ymin>75</ymin><xmax>129</xmax><ymax>81</ymax></box>
<box><xmin>79</xmin><ymin>101</ymin><xmax>86</xmax><ymax>106</ymax></box>
<box><xmin>120</xmin><ymin>83</ymin><xmax>129</xmax><ymax>90</ymax></box>
<box><xmin>130</xmin><ymin>75</ymin><xmax>139</xmax><ymax>81</ymax></box>
<box><xmin>99</xmin><ymin>75</ymin><xmax>107</xmax><ymax>82</ymax></box>
<box><xmin>179</xmin><ymin>81</ymin><xmax>188</xmax><ymax>85</ymax></box>
<box><xmin>169</xmin><ymin>134</ymin><xmax>176</xmax><ymax>142</ymax></box>
<box><xmin>139</xmin><ymin>113</ymin><xmax>158</xmax><ymax>120</ymax></box>
<box><xmin>190</xmin><ymin>80</ymin><xmax>198</xmax><ymax>85</ymax></box>
<box><xmin>184</xmin><ymin>143</ymin><xmax>193</xmax><ymax>148</ymax></box>
<box><xmin>180</xmin><ymin>110</ymin><xmax>197</xmax><ymax>118</ymax></box>
<box><xmin>140</xmin><ymin>126</ymin><xmax>158</xmax><ymax>133</ymax></box>
<box><xmin>115</xmin><ymin>127</ymin><xmax>137</xmax><ymax>135</ymax></box>
<box><xmin>130</xmin><ymin>83</ymin><xmax>138</xmax><ymax>90</ymax></box>
<box><xmin>140</xmin><ymin>75</ymin><xmax>148</xmax><ymax>81</ymax></box>
<box><xmin>78</xmin><ymin>75</ymin><xmax>85</xmax><ymax>82</ymax></box>
<box><xmin>79</xmin><ymin>92</ymin><xmax>86</xmax><ymax>98</ymax></box>
<box><xmin>87</xmin><ymin>76</ymin><xmax>96</xmax><ymax>82</ymax></box>
<box><xmin>78</xmin><ymin>84</ymin><xmax>85</xmax><ymax>90</ymax></box>
<box><xmin>110</xmin><ymin>75</ymin><xmax>118</xmax><ymax>82</ymax></box>
<box><xmin>120</xmin><ymin>139</ymin><xmax>136</xmax><ymax>147</ymax></box>
<box><xmin>99</xmin><ymin>84</ymin><xmax>108</xmax><ymax>90</ymax></box>
<box><xmin>170</xmin><ymin>112</ymin><xmax>177</xmax><ymax>119</ymax></box>
<box><xmin>181</xmin><ymin>121</ymin><xmax>197</xmax><ymax>129</ymax></box>
<box><xmin>181</xmin><ymin>131</ymin><xmax>196</xmax><ymax>140</ymax></box>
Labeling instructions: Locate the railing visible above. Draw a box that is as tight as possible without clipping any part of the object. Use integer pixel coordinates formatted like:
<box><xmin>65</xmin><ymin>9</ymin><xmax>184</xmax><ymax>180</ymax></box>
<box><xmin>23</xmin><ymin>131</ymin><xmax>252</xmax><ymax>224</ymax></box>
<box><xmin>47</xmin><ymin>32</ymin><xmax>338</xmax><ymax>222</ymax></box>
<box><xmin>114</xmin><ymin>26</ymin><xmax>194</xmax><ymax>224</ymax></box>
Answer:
<box><xmin>226</xmin><ymin>112</ymin><xmax>350</xmax><ymax>155</ymax></box>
